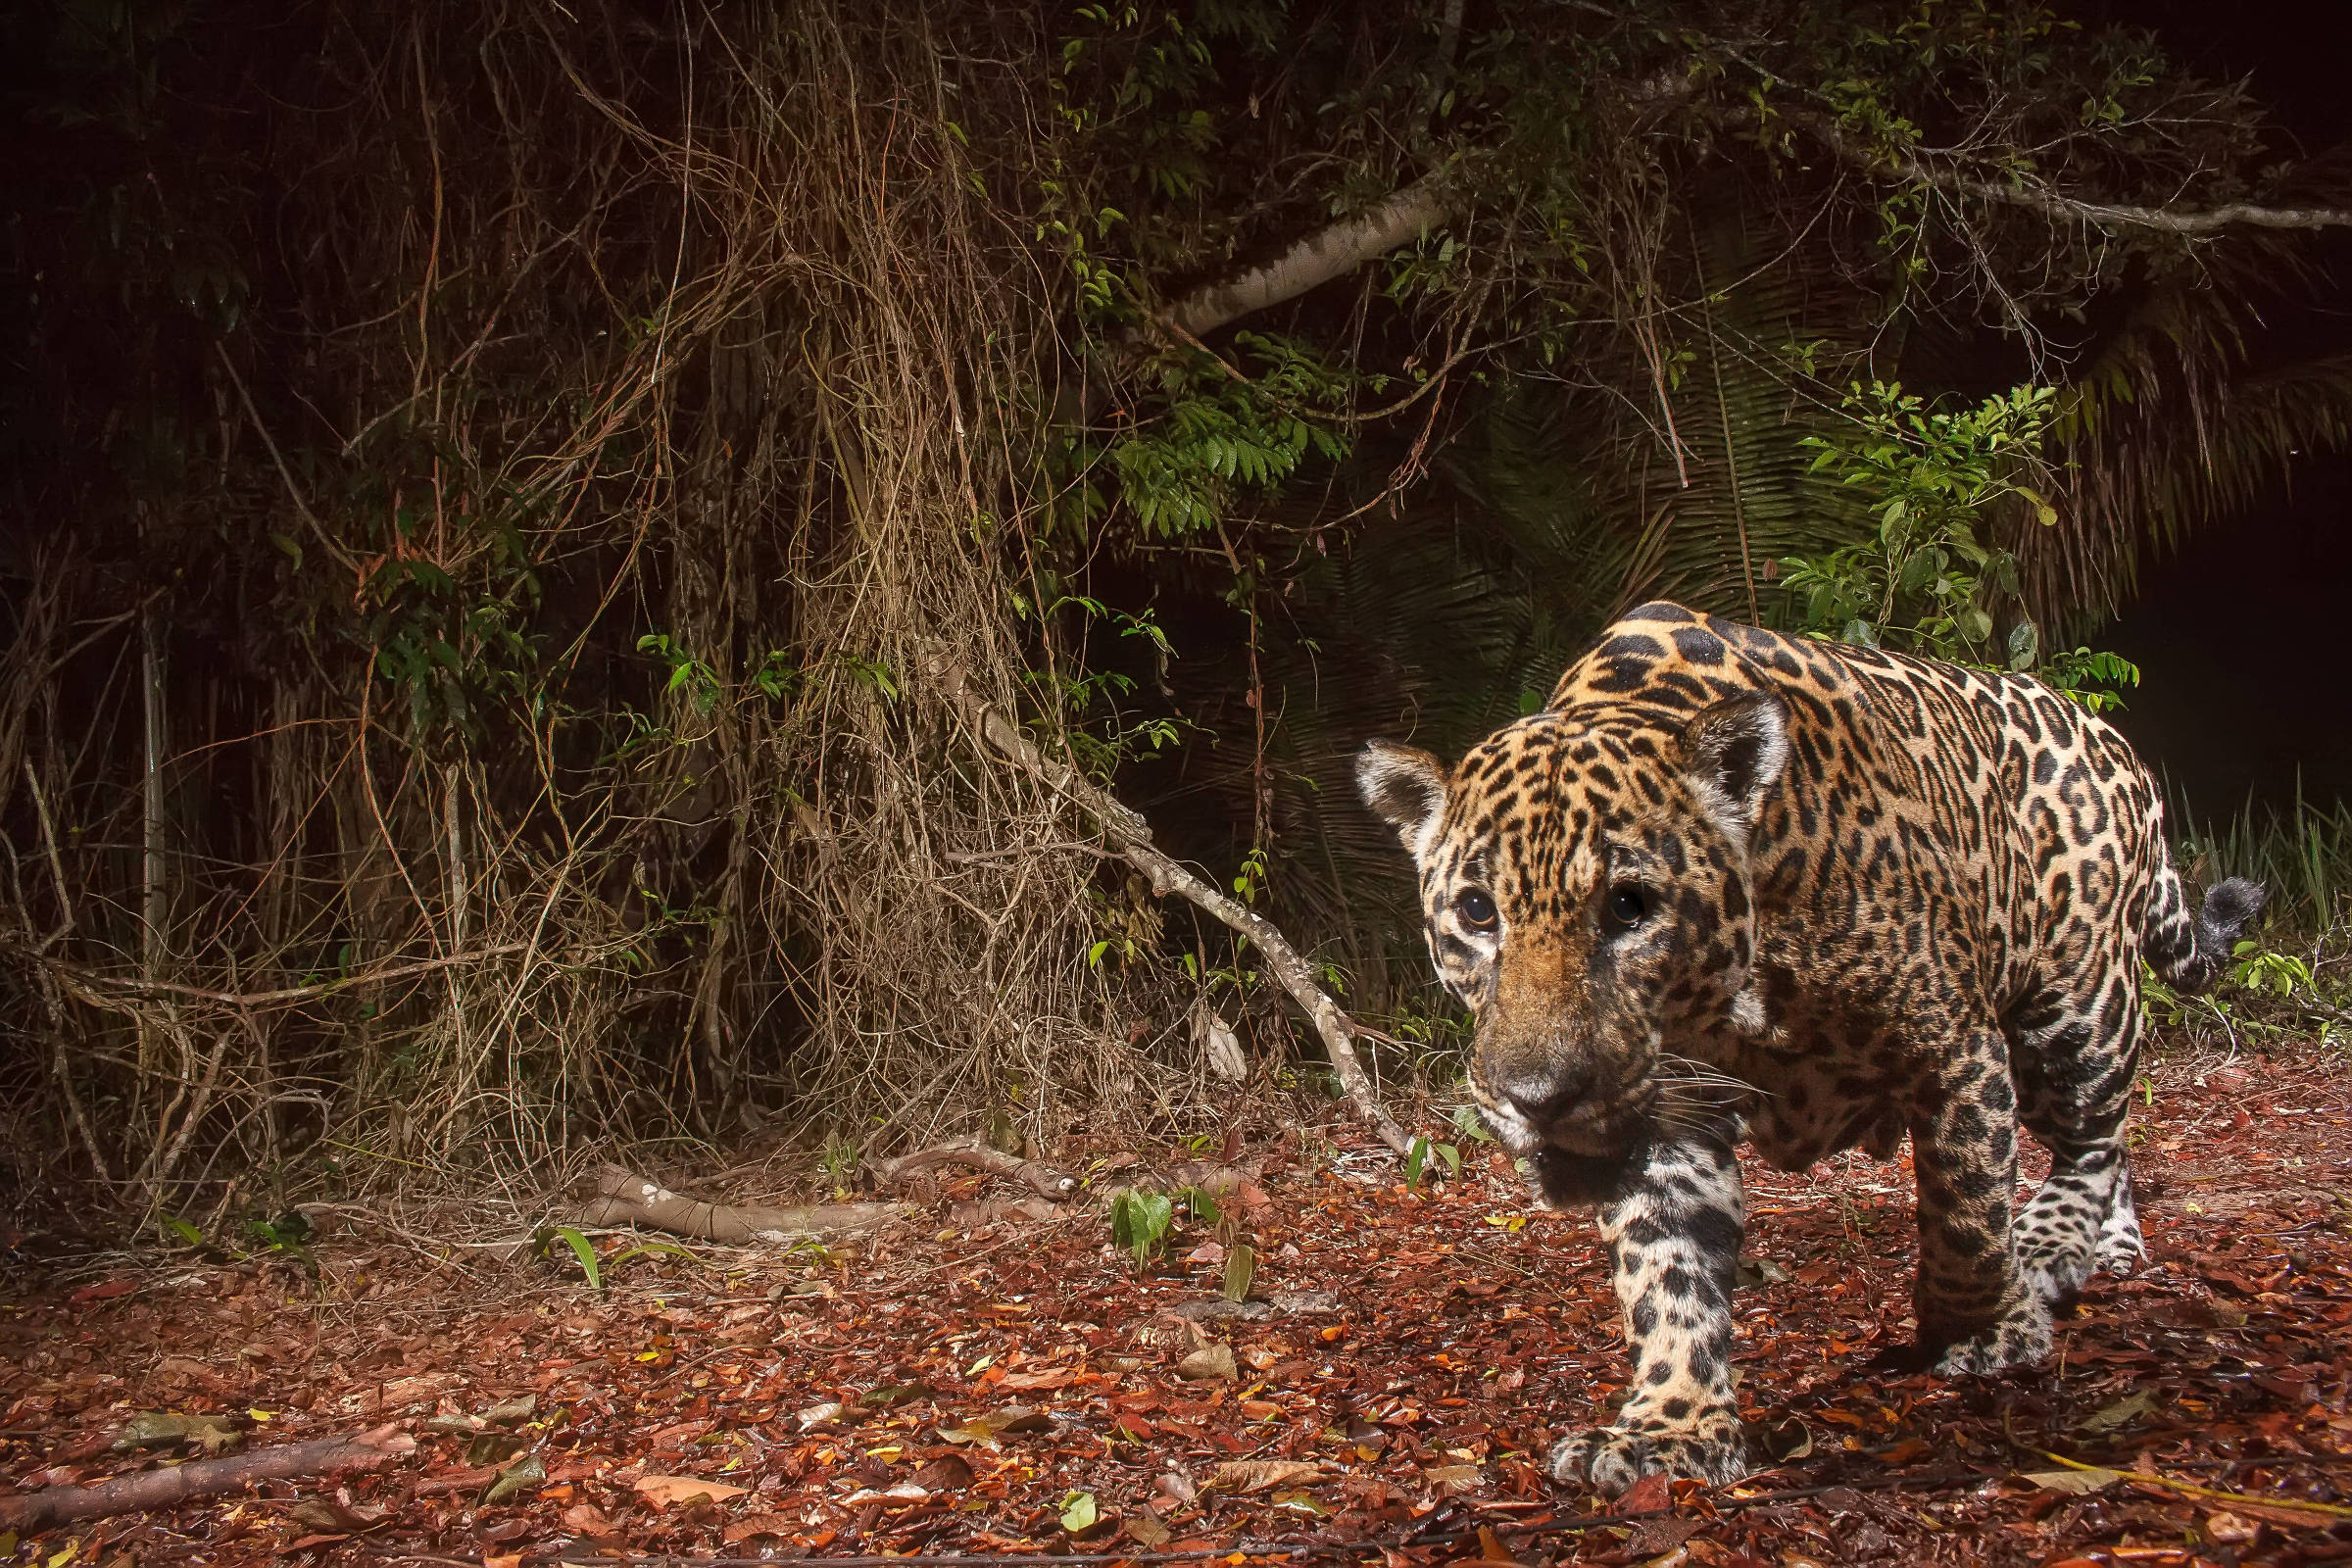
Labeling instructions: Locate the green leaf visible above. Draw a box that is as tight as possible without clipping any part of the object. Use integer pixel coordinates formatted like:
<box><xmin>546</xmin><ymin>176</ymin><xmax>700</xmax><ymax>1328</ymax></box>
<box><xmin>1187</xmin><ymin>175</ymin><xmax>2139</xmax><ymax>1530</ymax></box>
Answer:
<box><xmin>2007</xmin><ymin>618</ymin><xmax>2039</xmax><ymax>671</ymax></box>
<box><xmin>1059</xmin><ymin>1491</ymin><xmax>1099</xmax><ymax>1532</ymax></box>
<box><xmin>482</xmin><ymin>1452</ymin><xmax>547</xmax><ymax>1504</ymax></box>
<box><xmin>1109</xmin><ymin>1191</ymin><xmax>1174</xmax><ymax>1263</ymax></box>
<box><xmin>605</xmin><ymin>1238</ymin><xmax>704</xmax><ymax>1275</ymax></box>
<box><xmin>1449</xmin><ymin>1104</ymin><xmax>1495</xmax><ymax>1143</ymax></box>
<box><xmin>116</xmin><ymin>1411</ymin><xmax>243</xmax><ymax>1454</ymax></box>
<box><xmin>537</xmin><ymin>1224</ymin><xmax>603</xmax><ymax>1294</ymax></box>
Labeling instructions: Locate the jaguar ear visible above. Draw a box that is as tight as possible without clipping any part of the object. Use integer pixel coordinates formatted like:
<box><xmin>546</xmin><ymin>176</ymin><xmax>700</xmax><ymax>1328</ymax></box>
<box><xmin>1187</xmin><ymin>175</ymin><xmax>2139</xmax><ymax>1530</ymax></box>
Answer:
<box><xmin>1356</xmin><ymin>740</ymin><xmax>1449</xmax><ymax>860</ymax></box>
<box><xmin>1679</xmin><ymin>692</ymin><xmax>1788</xmax><ymax>846</ymax></box>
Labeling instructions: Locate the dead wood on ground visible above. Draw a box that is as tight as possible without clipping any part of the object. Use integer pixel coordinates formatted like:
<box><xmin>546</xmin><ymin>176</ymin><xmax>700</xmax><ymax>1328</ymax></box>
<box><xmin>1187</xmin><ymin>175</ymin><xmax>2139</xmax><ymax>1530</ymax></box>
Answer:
<box><xmin>866</xmin><ymin>1141</ymin><xmax>1078</xmax><ymax>1199</ymax></box>
<box><xmin>0</xmin><ymin>1426</ymin><xmax>415</xmax><ymax>1532</ymax></box>
<box><xmin>570</xmin><ymin>1165</ymin><xmax>911</xmax><ymax>1244</ymax></box>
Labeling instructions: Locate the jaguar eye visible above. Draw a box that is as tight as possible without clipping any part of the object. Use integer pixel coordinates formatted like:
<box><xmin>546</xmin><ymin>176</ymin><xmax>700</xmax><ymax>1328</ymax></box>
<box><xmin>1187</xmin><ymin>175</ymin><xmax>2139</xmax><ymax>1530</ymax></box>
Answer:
<box><xmin>1604</xmin><ymin>884</ymin><xmax>1648</xmax><ymax>931</ymax></box>
<box><xmin>1453</xmin><ymin>889</ymin><xmax>1498</xmax><ymax>932</ymax></box>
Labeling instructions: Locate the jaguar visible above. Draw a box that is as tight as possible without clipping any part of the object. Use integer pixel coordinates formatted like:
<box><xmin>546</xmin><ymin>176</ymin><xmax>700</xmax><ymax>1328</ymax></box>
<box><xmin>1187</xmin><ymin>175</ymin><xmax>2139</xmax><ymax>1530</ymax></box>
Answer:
<box><xmin>1357</xmin><ymin>601</ymin><xmax>2262</xmax><ymax>1494</ymax></box>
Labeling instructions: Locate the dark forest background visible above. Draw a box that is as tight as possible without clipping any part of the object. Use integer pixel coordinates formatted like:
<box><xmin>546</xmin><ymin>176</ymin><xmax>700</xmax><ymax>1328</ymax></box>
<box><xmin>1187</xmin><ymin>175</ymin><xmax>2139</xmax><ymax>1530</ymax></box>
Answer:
<box><xmin>4</xmin><ymin>0</ymin><xmax>2349</xmax><ymax>1222</ymax></box>
<box><xmin>2090</xmin><ymin>0</ymin><xmax>2352</xmax><ymax>817</ymax></box>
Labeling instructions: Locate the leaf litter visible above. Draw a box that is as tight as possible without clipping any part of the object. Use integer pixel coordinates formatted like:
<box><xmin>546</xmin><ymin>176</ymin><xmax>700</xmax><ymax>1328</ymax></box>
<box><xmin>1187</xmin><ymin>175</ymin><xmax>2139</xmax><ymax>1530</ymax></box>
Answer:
<box><xmin>1</xmin><ymin>1045</ymin><xmax>2349</xmax><ymax>1565</ymax></box>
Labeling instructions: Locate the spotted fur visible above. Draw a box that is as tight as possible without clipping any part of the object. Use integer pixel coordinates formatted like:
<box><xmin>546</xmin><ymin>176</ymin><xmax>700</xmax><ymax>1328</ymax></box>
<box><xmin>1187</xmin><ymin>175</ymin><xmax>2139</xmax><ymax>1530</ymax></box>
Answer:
<box><xmin>1357</xmin><ymin>603</ymin><xmax>2263</xmax><ymax>1494</ymax></box>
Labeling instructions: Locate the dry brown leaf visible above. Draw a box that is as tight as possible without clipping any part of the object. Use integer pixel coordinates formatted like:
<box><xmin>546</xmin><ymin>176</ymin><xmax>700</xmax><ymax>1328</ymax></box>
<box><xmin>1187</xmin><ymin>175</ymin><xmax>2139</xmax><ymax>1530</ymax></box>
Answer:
<box><xmin>2076</xmin><ymin>1389</ymin><xmax>2161</xmax><ymax>1434</ymax></box>
<box><xmin>2202</xmin><ymin>1510</ymin><xmax>2258</xmax><ymax>1544</ymax></box>
<box><xmin>1475</xmin><ymin>1524</ymin><xmax>1526</xmax><ymax>1564</ymax></box>
<box><xmin>1422</xmin><ymin>1463</ymin><xmax>1483</xmax><ymax>1493</ymax></box>
<box><xmin>911</xmin><ymin>1453</ymin><xmax>974</xmax><ymax>1491</ymax></box>
<box><xmin>998</xmin><ymin>1366</ymin><xmax>1080</xmax><ymax>1391</ymax></box>
<box><xmin>1202</xmin><ymin>1459</ymin><xmax>1321</xmax><ymax>1494</ymax></box>
<box><xmin>563</xmin><ymin>1502</ymin><xmax>621</xmax><ymax>1538</ymax></box>
<box><xmin>1617</xmin><ymin>1472</ymin><xmax>1674</xmax><ymax>1514</ymax></box>
<box><xmin>723</xmin><ymin>1513</ymin><xmax>799</xmax><ymax>1544</ymax></box>
<box><xmin>1175</xmin><ymin>1344</ymin><xmax>1238</xmax><ymax>1382</ymax></box>
<box><xmin>156</xmin><ymin>1355</ymin><xmax>227</xmax><ymax>1384</ymax></box>
<box><xmin>633</xmin><ymin>1473</ymin><xmax>750</xmax><ymax>1506</ymax></box>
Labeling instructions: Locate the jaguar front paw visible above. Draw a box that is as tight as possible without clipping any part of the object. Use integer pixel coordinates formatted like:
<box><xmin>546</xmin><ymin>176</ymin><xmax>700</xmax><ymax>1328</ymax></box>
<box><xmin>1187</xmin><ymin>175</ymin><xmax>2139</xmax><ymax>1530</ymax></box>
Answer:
<box><xmin>1547</xmin><ymin>1419</ymin><xmax>1750</xmax><ymax>1495</ymax></box>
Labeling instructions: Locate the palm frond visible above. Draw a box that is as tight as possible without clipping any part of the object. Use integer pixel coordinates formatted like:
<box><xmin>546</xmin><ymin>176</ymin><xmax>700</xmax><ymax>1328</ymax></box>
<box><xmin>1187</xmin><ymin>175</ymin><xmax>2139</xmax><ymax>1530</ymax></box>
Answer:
<box><xmin>2031</xmin><ymin>262</ymin><xmax>2352</xmax><ymax>627</ymax></box>
<box><xmin>1538</xmin><ymin>189</ymin><xmax>1885</xmax><ymax>623</ymax></box>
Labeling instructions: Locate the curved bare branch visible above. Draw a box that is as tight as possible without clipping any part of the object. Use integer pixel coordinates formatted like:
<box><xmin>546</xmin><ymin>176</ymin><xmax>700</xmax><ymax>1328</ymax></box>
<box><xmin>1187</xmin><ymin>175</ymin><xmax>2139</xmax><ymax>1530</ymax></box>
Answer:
<box><xmin>1166</xmin><ymin>176</ymin><xmax>1455</xmax><ymax>338</ymax></box>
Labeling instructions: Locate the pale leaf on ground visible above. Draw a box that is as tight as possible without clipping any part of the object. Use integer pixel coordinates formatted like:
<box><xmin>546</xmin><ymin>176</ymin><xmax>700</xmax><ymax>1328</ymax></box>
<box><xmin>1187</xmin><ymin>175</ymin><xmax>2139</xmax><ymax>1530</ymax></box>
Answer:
<box><xmin>2024</xmin><ymin>1467</ymin><xmax>2125</xmax><ymax>1494</ymax></box>
<box><xmin>634</xmin><ymin>1474</ymin><xmax>750</xmax><ymax>1506</ymax></box>
<box><xmin>1175</xmin><ymin>1344</ymin><xmax>1238</xmax><ymax>1382</ymax></box>
<box><xmin>2076</xmin><ymin>1389</ymin><xmax>2162</xmax><ymax>1434</ymax></box>
<box><xmin>1202</xmin><ymin>1459</ymin><xmax>1322</xmax><ymax>1494</ymax></box>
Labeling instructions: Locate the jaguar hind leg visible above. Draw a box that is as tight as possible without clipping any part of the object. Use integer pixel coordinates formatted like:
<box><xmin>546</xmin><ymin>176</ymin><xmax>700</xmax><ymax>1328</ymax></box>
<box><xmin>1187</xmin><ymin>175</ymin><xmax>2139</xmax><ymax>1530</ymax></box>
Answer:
<box><xmin>2093</xmin><ymin>1162</ymin><xmax>2145</xmax><ymax>1274</ymax></box>
<box><xmin>2010</xmin><ymin>979</ymin><xmax>2146</xmax><ymax>1305</ymax></box>
<box><xmin>1911</xmin><ymin>1026</ymin><xmax>2052</xmax><ymax>1373</ymax></box>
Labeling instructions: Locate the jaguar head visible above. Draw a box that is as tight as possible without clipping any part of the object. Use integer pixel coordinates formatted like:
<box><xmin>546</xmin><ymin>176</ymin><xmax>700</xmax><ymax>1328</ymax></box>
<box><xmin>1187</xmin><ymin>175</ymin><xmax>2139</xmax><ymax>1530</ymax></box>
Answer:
<box><xmin>1356</xmin><ymin>693</ymin><xmax>1787</xmax><ymax>1189</ymax></box>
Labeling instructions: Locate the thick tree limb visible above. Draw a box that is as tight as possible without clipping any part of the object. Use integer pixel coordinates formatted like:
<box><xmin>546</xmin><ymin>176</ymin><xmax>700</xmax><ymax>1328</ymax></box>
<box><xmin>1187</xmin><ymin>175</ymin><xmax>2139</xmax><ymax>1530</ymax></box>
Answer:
<box><xmin>1154</xmin><ymin>105</ymin><xmax>2344</xmax><ymax>351</ymax></box>
<box><xmin>1165</xmin><ymin>177</ymin><xmax>1454</xmax><ymax>339</ymax></box>
<box><xmin>945</xmin><ymin>676</ymin><xmax>1412</xmax><ymax>1155</ymax></box>
<box><xmin>867</xmin><ymin>1142</ymin><xmax>1078</xmax><ymax>1199</ymax></box>
<box><xmin>0</xmin><ymin>1426</ymin><xmax>414</xmax><ymax>1532</ymax></box>
<box><xmin>572</xmin><ymin>1164</ymin><xmax>911</xmax><ymax>1243</ymax></box>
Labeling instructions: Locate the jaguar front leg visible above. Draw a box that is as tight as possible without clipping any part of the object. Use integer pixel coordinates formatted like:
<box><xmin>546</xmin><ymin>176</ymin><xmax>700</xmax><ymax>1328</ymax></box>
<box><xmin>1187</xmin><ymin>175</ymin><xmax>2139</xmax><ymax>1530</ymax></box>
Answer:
<box><xmin>1911</xmin><ymin>1029</ymin><xmax>2050</xmax><ymax>1374</ymax></box>
<box><xmin>1539</xmin><ymin>1136</ymin><xmax>1749</xmax><ymax>1494</ymax></box>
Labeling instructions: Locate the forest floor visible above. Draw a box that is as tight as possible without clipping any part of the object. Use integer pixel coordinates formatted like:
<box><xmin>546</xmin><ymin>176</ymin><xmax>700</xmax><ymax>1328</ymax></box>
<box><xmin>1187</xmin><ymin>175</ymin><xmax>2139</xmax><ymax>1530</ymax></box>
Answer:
<box><xmin>4</xmin><ymin>1040</ymin><xmax>2352</xmax><ymax>1568</ymax></box>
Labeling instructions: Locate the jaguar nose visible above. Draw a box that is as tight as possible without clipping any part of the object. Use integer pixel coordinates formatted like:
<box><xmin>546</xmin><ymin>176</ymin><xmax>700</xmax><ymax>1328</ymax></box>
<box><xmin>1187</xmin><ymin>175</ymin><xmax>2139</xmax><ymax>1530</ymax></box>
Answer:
<box><xmin>1497</xmin><ymin>1068</ymin><xmax>1591</xmax><ymax>1128</ymax></box>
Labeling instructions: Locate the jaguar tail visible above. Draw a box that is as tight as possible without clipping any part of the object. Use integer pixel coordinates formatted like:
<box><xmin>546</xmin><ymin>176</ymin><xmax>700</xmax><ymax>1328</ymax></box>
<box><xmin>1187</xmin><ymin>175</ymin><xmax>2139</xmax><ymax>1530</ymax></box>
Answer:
<box><xmin>2142</xmin><ymin>862</ymin><xmax>2267</xmax><ymax>997</ymax></box>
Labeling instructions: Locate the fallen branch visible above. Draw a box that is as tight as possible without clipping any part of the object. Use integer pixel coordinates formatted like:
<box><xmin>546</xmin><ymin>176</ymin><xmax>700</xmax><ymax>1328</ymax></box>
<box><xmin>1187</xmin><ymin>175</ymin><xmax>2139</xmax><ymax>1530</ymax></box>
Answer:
<box><xmin>945</xmin><ymin>675</ymin><xmax>1412</xmax><ymax>1155</ymax></box>
<box><xmin>571</xmin><ymin>1164</ymin><xmax>912</xmax><ymax>1244</ymax></box>
<box><xmin>0</xmin><ymin>1426</ymin><xmax>415</xmax><ymax>1532</ymax></box>
<box><xmin>1165</xmin><ymin>176</ymin><xmax>1453</xmax><ymax>339</ymax></box>
<box><xmin>867</xmin><ymin>1142</ymin><xmax>1078</xmax><ymax>1200</ymax></box>
<box><xmin>948</xmin><ymin>1197</ymin><xmax>1068</xmax><ymax>1226</ymax></box>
